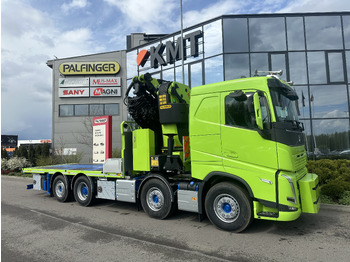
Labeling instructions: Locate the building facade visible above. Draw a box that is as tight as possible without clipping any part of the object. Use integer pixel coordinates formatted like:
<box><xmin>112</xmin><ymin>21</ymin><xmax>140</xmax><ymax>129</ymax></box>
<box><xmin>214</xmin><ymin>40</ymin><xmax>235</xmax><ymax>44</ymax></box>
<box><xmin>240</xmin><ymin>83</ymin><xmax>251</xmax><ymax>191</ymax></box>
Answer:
<box><xmin>50</xmin><ymin>12</ymin><xmax>350</xmax><ymax>162</ymax></box>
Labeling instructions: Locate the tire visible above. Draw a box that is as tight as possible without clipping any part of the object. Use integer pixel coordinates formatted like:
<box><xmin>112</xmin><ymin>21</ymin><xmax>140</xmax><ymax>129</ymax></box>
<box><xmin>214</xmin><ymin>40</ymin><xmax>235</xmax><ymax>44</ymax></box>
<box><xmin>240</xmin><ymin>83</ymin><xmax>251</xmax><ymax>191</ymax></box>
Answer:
<box><xmin>73</xmin><ymin>176</ymin><xmax>95</xmax><ymax>207</ymax></box>
<box><xmin>52</xmin><ymin>175</ymin><xmax>70</xmax><ymax>202</ymax></box>
<box><xmin>140</xmin><ymin>178</ymin><xmax>175</xmax><ymax>220</ymax></box>
<box><xmin>205</xmin><ymin>182</ymin><xmax>252</xmax><ymax>232</ymax></box>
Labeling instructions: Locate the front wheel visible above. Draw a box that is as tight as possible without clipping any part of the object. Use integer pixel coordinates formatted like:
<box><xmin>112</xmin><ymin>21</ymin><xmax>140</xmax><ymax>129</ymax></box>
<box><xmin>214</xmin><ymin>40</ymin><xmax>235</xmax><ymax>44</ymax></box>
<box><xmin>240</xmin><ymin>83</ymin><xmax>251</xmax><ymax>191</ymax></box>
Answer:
<box><xmin>73</xmin><ymin>176</ymin><xmax>95</xmax><ymax>207</ymax></box>
<box><xmin>205</xmin><ymin>182</ymin><xmax>252</xmax><ymax>232</ymax></box>
<box><xmin>140</xmin><ymin>178</ymin><xmax>175</xmax><ymax>220</ymax></box>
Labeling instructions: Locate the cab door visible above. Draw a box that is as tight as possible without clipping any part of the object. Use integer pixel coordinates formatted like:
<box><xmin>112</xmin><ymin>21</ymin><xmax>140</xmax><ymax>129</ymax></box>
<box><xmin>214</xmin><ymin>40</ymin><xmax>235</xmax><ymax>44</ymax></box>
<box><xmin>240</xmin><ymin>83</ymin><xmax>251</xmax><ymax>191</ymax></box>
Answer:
<box><xmin>220</xmin><ymin>90</ymin><xmax>278</xmax><ymax>201</ymax></box>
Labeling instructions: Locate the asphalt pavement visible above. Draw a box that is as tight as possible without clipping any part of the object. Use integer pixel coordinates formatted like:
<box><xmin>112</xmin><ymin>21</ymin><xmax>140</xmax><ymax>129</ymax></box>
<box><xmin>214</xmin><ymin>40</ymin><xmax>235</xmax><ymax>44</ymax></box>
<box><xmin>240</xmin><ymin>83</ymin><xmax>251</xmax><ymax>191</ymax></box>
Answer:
<box><xmin>2</xmin><ymin>175</ymin><xmax>350</xmax><ymax>262</ymax></box>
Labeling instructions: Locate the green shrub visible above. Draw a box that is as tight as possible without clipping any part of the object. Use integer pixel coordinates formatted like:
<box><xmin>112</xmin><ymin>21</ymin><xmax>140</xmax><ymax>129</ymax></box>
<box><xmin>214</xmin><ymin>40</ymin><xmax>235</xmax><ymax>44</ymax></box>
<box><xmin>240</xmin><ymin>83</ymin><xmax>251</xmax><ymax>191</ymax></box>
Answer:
<box><xmin>320</xmin><ymin>194</ymin><xmax>336</xmax><ymax>204</ymax></box>
<box><xmin>307</xmin><ymin>159</ymin><xmax>350</xmax><ymax>185</ymax></box>
<box><xmin>321</xmin><ymin>180</ymin><xmax>350</xmax><ymax>201</ymax></box>
<box><xmin>339</xmin><ymin>191</ymin><xmax>350</xmax><ymax>205</ymax></box>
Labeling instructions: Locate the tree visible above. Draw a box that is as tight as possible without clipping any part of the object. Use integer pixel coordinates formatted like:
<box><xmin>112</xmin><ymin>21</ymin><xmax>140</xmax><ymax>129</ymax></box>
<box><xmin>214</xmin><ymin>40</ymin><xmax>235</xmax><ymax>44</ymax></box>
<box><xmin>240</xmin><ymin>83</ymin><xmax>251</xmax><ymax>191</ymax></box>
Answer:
<box><xmin>18</xmin><ymin>145</ymin><xmax>28</xmax><ymax>159</ymax></box>
<box><xmin>1</xmin><ymin>148</ymin><xmax>9</xmax><ymax>159</ymax></box>
<box><xmin>35</xmin><ymin>145</ymin><xmax>42</xmax><ymax>158</ymax></box>
<box><xmin>13</xmin><ymin>147</ymin><xmax>19</xmax><ymax>157</ymax></box>
<box><xmin>28</xmin><ymin>144</ymin><xmax>35</xmax><ymax>165</ymax></box>
<box><xmin>42</xmin><ymin>143</ymin><xmax>50</xmax><ymax>157</ymax></box>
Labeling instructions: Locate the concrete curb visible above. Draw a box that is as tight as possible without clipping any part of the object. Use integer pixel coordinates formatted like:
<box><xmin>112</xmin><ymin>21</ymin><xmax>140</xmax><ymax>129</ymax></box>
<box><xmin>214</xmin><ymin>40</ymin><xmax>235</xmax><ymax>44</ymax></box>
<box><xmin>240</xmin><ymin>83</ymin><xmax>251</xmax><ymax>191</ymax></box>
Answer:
<box><xmin>321</xmin><ymin>203</ymin><xmax>350</xmax><ymax>213</ymax></box>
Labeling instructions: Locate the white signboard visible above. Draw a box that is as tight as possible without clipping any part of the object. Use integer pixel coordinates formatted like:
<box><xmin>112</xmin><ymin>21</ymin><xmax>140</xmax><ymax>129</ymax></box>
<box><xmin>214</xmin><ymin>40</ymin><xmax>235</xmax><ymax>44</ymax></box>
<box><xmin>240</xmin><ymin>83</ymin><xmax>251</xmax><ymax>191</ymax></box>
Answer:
<box><xmin>90</xmin><ymin>87</ymin><xmax>121</xmax><ymax>97</ymax></box>
<box><xmin>90</xmin><ymin>77</ymin><xmax>121</xmax><ymax>87</ymax></box>
<box><xmin>59</xmin><ymin>77</ymin><xmax>89</xmax><ymax>87</ymax></box>
<box><xmin>92</xmin><ymin>116</ymin><xmax>112</xmax><ymax>164</ymax></box>
<box><xmin>59</xmin><ymin>88</ymin><xmax>89</xmax><ymax>97</ymax></box>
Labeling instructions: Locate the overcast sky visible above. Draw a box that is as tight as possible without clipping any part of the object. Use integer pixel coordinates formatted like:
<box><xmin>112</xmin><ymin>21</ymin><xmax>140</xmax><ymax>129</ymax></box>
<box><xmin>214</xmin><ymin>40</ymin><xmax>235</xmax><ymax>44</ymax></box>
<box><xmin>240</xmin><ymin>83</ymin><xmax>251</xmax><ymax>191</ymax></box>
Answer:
<box><xmin>1</xmin><ymin>0</ymin><xmax>350</xmax><ymax>140</ymax></box>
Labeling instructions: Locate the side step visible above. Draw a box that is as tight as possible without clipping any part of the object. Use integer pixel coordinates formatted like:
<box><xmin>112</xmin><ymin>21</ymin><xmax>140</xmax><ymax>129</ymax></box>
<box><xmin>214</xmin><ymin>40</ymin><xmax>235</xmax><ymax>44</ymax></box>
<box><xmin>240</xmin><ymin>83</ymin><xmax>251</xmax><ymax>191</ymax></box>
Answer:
<box><xmin>257</xmin><ymin>212</ymin><xmax>278</xmax><ymax>218</ymax></box>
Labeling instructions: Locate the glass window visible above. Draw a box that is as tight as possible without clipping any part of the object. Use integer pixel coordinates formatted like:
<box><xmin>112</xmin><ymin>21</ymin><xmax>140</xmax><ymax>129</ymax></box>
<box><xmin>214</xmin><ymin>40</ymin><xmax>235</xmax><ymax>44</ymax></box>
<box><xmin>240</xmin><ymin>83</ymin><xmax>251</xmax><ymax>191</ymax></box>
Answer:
<box><xmin>223</xmin><ymin>18</ymin><xmax>248</xmax><ymax>52</ymax></box>
<box><xmin>249</xmin><ymin>17</ymin><xmax>286</xmax><ymax>52</ymax></box>
<box><xmin>224</xmin><ymin>54</ymin><xmax>249</xmax><ymax>80</ymax></box>
<box><xmin>90</xmin><ymin>104</ymin><xmax>104</xmax><ymax>116</ymax></box>
<box><xmin>312</xmin><ymin>119</ymin><xmax>350</xmax><ymax>156</ymax></box>
<box><xmin>225</xmin><ymin>92</ymin><xmax>256</xmax><ymax>129</ymax></box>
<box><xmin>307</xmin><ymin>52</ymin><xmax>327</xmax><ymax>84</ymax></box>
<box><xmin>286</xmin><ymin>17</ymin><xmax>305</xmax><ymax>50</ymax></box>
<box><xmin>204</xmin><ymin>55</ymin><xmax>223</xmax><ymax>85</ymax></box>
<box><xmin>301</xmin><ymin>119</ymin><xmax>312</xmax><ymax>154</ymax></box>
<box><xmin>189</xmin><ymin>61</ymin><xmax>203</xmax><ymax>88</ymax></box>
<box><xmin>289</xmin><ymin>52</ymin><xmax>307</xmax><ymax>84</ymax></box>
<box><xmin>127</xmin><ymin>50</ymin><xmax>138</xmax><ymax>79</ymax></box>
<box><xmin>162</xmin><ymin>68</ymin><xmax>175</xmax><ymax>82</ymax></box>
<box><xmin>293</xmin><ymin>86</ymin><xmax>310</xmax><ymax>119</ymax></box>
<box><xmin>204</xmin><ymin>20</ymin><xmax>223</xmax><ymax>57</ymax></box>
<box><xmin>310</xmin><ymin>85</ymin><xmax>348</xmax><ymax>118</ymax></box>
<box><xmin>175</xmin><ymin>64</ymin><xmax>188</xmax><ymax>85</ymax></box>
<box><xmin>105</xmin><ymin>104</ymin><xmax>119</xmax><ymax>115</ymax></box>
<box><xmin>327</xmin><ymin>52</ymin><xmax>345</xmax><ymax>83</ymax></box>
<box><xmin>59</xmin><ymin>105</ymin><xmax>74</xmax><ymax>117</ymax></box>
<box><xmin>347</xmin><ymin>51</ymin><xmax>350</xmax><ymax>83</ymax></box>
<box><xmin>269</xmin><ymin>53</ymin><xmax>288</xmax><ymax>81</ymax></box>
<box><xmin>343</xmin><ymin>16</ymin><xmax>350</xmax><ymax>49</ymax></box>
<box><xmin>250</xmin><ymin>53</ymin><xmax>268</xmax><ymax>76</ymax></box>
<box><xmin>305</xmin><ymin>16</ymin><xmax>342</xmax><ymax>50</ymax></box>
<box><xmin>74</xmin><ymin>104</ymin><xmax>88</xmax><ymax>116</ymax></box>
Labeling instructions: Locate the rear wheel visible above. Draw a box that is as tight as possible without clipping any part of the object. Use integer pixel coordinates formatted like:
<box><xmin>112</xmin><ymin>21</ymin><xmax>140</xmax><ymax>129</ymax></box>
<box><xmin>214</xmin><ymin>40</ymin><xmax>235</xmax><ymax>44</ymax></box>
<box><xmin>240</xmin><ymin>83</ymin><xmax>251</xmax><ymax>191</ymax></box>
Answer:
<box><xmin>73</xmin><ymin>176</ymin><xmax>95</xmax><ymax>206</ymax></box>
<box><xmin>205</xmin><ymin>182</ymin><xmax>252</xmax><ymax>232</ymax></box>
<box><xmin>52</xmin><ymin>175</ymin><xmax>70</xmax><ymax>202</ymax></box>
<box><xmin>140</xmin><ymin>178</ymin><xmax>174</xmax><ymax>219</ymax></box>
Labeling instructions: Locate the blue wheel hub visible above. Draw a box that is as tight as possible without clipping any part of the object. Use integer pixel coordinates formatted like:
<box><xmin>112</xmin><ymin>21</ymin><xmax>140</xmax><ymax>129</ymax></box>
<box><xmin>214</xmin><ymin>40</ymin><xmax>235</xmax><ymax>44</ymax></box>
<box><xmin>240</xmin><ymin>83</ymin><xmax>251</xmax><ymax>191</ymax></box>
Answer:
<box><xmin>222</xmin><ymin>203</ymin><xmax>232</xmax><ymax>213</ymax></box>
<box><xmin>153</xmin><ymin>195</ymin><xmax>159</xmax><ymax>204</ymax></box>
<box><xmin>81</xmin><ymin>186</ymin><xmax>88</xmax><ymax>196</ymax></box>
<box><xmin>214</xmin><ymin>194</ymin><xmax>240</xmax><ymax>223</ymax></box>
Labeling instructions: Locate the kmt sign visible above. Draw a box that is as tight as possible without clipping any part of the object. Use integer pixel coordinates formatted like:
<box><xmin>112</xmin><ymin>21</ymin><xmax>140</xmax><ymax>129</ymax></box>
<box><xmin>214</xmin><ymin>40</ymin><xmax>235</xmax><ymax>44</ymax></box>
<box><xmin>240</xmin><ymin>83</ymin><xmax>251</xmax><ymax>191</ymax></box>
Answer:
<box><xmin>137</xmin><ymin>30</ymin><xmax>203</xmax><ymax>69</ymax></box>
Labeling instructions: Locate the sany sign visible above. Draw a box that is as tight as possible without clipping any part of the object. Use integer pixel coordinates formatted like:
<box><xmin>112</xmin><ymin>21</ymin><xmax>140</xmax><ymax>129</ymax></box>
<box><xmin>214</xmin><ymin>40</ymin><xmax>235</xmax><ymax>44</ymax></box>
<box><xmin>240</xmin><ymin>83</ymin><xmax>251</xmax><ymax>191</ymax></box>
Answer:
<box><xmin>92</xmin><ymin>116</ymin><xmax>112</xmax><ymax>164</ymax></box>
<box><xmin>137</xmin><ymin>30</ymin><xmax>203</xmax><ymax>69</ymax></box>
<box><xmin>59</xmin><ymin>88</ymin><xmax>89</xmax><ymax>97</ymax></box>
<box><xmin>90</xmin><ymin>87</ymin><xmax>121</xmax><ymax>97</ymax></box>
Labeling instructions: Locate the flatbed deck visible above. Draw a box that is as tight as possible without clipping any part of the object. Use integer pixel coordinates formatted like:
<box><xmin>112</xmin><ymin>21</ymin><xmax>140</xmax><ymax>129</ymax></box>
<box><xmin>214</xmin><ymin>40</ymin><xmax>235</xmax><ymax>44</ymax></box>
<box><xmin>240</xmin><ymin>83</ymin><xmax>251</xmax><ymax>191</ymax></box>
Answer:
<box><xmin>22</xmin><ymin>163</ymin><xmax>122</xmax><ymax>177</ymax></box>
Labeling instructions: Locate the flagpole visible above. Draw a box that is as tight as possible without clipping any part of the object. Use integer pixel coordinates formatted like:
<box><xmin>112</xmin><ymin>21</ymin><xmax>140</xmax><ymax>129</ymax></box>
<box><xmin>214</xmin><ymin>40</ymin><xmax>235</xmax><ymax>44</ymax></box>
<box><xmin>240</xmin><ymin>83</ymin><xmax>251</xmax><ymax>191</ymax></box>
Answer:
<box><xmin>180</xmin><ymin>0</ymin><xmax>185</xmax><ymax>84</ymax></box>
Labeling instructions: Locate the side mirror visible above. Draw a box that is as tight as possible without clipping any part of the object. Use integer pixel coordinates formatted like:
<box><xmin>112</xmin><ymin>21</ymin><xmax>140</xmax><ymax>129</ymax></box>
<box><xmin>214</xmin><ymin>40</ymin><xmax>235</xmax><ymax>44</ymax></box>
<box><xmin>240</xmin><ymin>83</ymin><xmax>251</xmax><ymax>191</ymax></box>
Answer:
<box><xmin>253</xmin><ymin>92</ymin><xmax>263</xmax><ymax>130</ymax></box>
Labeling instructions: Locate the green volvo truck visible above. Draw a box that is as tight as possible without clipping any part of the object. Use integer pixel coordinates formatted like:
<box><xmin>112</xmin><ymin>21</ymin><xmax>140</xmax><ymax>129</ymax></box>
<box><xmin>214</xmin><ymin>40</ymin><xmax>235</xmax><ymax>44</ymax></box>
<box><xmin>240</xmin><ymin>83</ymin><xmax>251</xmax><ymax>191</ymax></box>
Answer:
<box><xmin>24</xmin><ymin>72</ymin><xmax>320</xmax><ymax>232</ymax></box>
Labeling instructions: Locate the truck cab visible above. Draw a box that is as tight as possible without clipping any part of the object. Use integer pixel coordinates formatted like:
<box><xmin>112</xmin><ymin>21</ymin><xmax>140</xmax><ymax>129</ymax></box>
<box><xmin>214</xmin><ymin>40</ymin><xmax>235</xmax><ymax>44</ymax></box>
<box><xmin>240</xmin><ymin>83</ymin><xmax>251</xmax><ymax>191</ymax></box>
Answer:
<box><xmin>190</xmin><ymin>75</ymin><xmax>319</xmax><ymax>228</ymax></box>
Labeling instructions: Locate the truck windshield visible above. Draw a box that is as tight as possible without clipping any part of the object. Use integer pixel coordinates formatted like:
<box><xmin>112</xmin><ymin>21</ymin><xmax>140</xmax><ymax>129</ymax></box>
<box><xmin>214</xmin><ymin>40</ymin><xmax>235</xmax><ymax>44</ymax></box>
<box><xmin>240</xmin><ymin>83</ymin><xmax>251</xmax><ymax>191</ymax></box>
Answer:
<box><xmin>270</xmin><ymin>88</ymin><xmax>299</xmax><ymax>122</ymax></box>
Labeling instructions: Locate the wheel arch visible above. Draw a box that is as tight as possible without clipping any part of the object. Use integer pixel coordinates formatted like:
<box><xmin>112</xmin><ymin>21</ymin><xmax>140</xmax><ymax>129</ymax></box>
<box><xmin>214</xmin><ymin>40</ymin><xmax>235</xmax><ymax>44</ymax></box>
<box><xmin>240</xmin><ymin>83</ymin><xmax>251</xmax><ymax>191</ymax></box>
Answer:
<box><xmin>202</xmin><ymin>172</ymin><xmax>254</xmax><ymax>201</ymax></box>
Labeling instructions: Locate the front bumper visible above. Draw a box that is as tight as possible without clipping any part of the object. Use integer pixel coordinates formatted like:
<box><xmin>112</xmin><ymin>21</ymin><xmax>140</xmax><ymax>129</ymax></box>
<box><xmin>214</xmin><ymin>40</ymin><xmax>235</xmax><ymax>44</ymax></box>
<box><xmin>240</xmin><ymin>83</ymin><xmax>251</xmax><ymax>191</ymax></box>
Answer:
<box><xmin>298</xmin><ymin>173</ymin><xmax>320</xmax><ymax>214</ymax></box>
